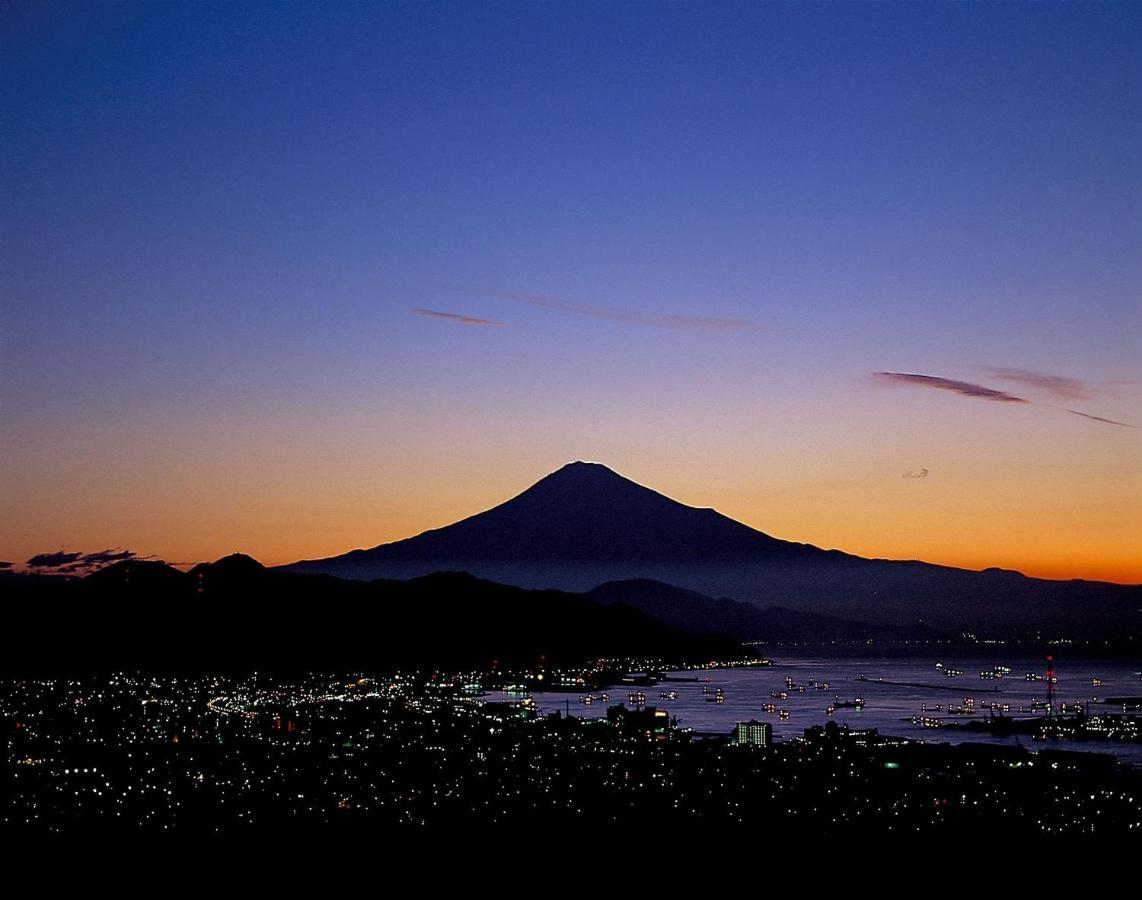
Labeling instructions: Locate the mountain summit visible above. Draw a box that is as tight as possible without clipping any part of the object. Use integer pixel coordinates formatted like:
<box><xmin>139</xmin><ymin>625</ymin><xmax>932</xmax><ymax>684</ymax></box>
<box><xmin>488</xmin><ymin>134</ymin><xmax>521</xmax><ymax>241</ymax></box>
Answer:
<box><xmin>289</xmin><ymin>461</ymin><xmax>809</xmax><ymax>574</ymax></box>
<box><xmin>283</xmin><ymin>462</ymin><xmax>1140</xmax><ymax>635</ymax></box>
<box><xmin>381</xmin><ymin>460</ymin><xmax>807</xmax><ymax>563</ymax></box>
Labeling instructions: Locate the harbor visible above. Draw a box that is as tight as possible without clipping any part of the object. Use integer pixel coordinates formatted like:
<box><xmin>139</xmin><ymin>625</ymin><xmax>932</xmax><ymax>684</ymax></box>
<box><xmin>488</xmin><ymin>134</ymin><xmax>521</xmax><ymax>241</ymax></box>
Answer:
<box><xmin>525</xmin><ymin>655</ymin><xmax>1142</xmax><ymax>764</ymax></box>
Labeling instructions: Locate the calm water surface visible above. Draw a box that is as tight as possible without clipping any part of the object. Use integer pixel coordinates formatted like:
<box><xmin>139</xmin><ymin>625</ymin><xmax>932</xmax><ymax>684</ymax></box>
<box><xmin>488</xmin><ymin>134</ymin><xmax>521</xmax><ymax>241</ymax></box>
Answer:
<box><xmin>523</xmin><ymin>656</ymin><xmax>1142</xmax><ymax>763</ymax></box>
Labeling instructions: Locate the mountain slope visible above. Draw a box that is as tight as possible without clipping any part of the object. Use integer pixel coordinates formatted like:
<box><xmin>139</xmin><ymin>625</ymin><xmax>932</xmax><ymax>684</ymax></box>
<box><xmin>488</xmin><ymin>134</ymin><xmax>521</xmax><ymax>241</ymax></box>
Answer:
<box><xmin>283</xmin><ymin>462</ymin><xmax>1142</xmax><ymax>636</ymax></box>
<box><xmin>287</xmin><ymin>461</ymin><xmax>828</xmax><ymax>583</ymax></box>
<box><xmin>299</xmin><ymin>462</ymin><xmax>816</xmax><ymax>566</ymax></box>
<box><xmin>586</xmin><ymin>579</ymin><xmax>907</xmax><ymax>642</ymax></box>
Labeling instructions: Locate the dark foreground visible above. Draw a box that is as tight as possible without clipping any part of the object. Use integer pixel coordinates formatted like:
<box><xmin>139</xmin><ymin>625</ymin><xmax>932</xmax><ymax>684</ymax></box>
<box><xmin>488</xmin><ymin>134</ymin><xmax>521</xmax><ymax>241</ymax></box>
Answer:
<box><xmin>4</xmin><ymin>672</ymin><xmax>1139</xmax><ymax>834</ymax></box>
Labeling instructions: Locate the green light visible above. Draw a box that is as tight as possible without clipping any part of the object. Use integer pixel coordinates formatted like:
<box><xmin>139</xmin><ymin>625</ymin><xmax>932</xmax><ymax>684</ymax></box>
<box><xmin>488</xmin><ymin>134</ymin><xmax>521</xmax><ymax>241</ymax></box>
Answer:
<box><xmin>884</xmin><ymin>761</ymin><xmax>900</xmax><ymax>769</ymax></box>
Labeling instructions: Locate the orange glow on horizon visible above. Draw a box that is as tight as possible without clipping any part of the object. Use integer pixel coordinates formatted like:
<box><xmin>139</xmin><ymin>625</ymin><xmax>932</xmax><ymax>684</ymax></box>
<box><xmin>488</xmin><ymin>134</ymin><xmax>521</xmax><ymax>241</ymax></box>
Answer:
<box><xmin>6</xmin><ymin>463</ymin><xmax>1137</xmax><ymax>585</ymax></box>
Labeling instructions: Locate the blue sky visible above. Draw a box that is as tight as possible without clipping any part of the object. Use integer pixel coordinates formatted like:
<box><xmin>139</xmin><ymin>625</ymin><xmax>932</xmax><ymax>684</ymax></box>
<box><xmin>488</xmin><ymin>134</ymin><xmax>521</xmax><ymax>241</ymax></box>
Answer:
<box><xmin>2</xmin><ymin>2</ymin><xmax>1139</xmax><ymax>579</ymax></box>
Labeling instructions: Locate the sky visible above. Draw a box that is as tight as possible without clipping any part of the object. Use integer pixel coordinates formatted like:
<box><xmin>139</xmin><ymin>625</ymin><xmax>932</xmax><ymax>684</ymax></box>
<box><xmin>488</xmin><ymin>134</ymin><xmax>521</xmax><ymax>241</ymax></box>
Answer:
<box><xmin>2</xmin><ymin>1</ymin><xmax>1140</xmax><ymax>583</ymax></box>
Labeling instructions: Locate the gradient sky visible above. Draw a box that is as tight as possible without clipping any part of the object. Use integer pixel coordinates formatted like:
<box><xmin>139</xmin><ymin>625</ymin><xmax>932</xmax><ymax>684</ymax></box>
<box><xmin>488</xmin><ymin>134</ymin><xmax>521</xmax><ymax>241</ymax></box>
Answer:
<box><xmin>2</xmin><ymin>2</ymin><xmax>1140</xmax><ymax>582</ymax></box>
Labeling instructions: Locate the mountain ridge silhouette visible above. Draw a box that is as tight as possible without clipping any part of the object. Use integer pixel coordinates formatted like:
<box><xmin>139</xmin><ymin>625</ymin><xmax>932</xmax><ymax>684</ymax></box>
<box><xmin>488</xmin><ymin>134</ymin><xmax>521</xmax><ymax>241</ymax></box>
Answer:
<box><xmin>282</xmin><ymin>462</ymin><xmax>1142</xmax><ymax>635</ymax></box>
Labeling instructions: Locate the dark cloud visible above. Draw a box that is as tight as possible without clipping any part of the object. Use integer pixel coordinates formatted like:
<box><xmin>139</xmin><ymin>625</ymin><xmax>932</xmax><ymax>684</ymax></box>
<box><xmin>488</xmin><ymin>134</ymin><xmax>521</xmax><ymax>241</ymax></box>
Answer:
<box><xmin>27</xmin><ymin>551</ymin><xmax>84</xmax><ymax>568</ymax></box>
<box><xmin>1067</xmin><ymin>410</ymin><xmax>1139</xmax><ymax>428</ymax></box>
<box><xmin>81</xmin><ymin>548</ymin><xmax>138</xmax><ymax>565</ymax></box>
<box><xmin>903</xmin><ymin>468</ymin><xmax>929</xmax><ymax>479</ymax></box>
<box><xmin>0</xmin><ymin>561</ymin><xmax>13</xmax><ymax>568</ymax></box>
<box><xmin>872</xmin><ymin>372</ymin><xmax>1029</xmax><ymax>403</ymax></box>
<box><xmin>413</xmin><ymin>308</ymin><xmax>504</xmax><ymax>327</ymax></box>
<box><xmin>25</xmin><ymin>548</ymin><xmax>142</xmax><ymax>574</ymax></box>
<box><xmin>986</xmin><ymin>367</ymin><xmax>1091</xmax><ymax>401</ymax></box>
<box><xmin>471</xmin><ymin>288</ymin><xmax>765</xmax><ymax>332</ymax></box>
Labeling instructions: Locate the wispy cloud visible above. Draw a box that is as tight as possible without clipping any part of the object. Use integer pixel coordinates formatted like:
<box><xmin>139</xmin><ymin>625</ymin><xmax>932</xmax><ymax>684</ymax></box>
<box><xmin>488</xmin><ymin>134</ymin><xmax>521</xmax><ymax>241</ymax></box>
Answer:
<box><xmin>983</xmin><ymin>368</ymin><xmax>1137</xmax><ymax>425</ymax></box>
<box><xmin>470</xmin><ymin>288</ymin><xmax>765</xmax><ymax>332</ymax></box>
<box><xmin>903</xmin><ymin>468</ymin><xmax>929</xmax><ymax>479</ymax></box>
<box><xmin>871</xmin><ymin>371</ymin><xmax>1137</xmax><ymax>429</ymax></box>
<box><xmin>985</xmin><ymin>367</ymin><xmax>1091</xmax><ymax>401</ymax></box>
<box><xmin>872</xmin><ymin>372</ymin><xmax>1029</xmax><ymax>403</ymax></box>
<box><xmin>413</xmin><ymin>308</ymin><xmax>504</xmax><ymax>327</ymax></box>
<box><xmin>1067</xmin><ymin>410</ymin><xmax>1138</xmax><ymax>428</ymax></box>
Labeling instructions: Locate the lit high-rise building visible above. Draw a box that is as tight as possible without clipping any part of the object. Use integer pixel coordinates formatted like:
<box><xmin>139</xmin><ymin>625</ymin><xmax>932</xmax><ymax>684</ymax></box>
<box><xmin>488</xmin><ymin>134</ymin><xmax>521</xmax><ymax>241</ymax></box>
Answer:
<box><xmin>732</xmin><ymin>720</ymin><xmax>771</xmax><ymax>747</ymax></box>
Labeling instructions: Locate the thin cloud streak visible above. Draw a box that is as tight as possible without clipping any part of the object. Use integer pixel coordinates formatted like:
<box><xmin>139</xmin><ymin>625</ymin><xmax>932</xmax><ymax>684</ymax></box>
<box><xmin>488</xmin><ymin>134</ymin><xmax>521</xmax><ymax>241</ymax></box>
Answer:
<box><xmin>872</xmin><ymin>372</ymin><xmax>1029</xmax><ymax>403</ymax></box>
<box><xmin>986</xmin><ymin>367</ymin><xmax>1091</xmax><ymax>401</ymax></box>
<box><xmin>413</xmin><ymin>308</ymin><xmax>504</xmax><ymax>327</ymax></box>
<box><xmin>871</xmin><ymin>371</ymin><xmax>1137</xmax><ymax>429</ymax></box>
<box><xmin>903</xmin><ymin>468</ymin><xmax>929</xmax><ymax>479</ymax></box>
<box><xmin>1067</xmin><ymin>410</ymin><xmax>1139</xmax><ymax>428</ymax></box>
<box><xmin>472</xmin><ymin>288</ymin><xmax>766</xmax><ymax>332</ymax></box>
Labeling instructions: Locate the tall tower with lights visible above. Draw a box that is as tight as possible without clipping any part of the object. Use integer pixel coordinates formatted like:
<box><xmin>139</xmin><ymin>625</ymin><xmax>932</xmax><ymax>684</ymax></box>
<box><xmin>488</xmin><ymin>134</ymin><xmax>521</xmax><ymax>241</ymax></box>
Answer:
<box><xmin>1045</xmin><ymin>655</ymin><xmax>1057</xmax><ymax>717</ymax></box>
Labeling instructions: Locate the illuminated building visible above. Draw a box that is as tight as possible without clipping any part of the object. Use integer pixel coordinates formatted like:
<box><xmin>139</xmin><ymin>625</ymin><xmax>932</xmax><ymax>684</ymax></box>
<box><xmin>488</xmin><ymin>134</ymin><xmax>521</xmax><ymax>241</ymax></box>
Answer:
<box><xmin>732</xmin><ymin>720</ymin><xmax>772</xmax><ymax>747</ymax></box>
